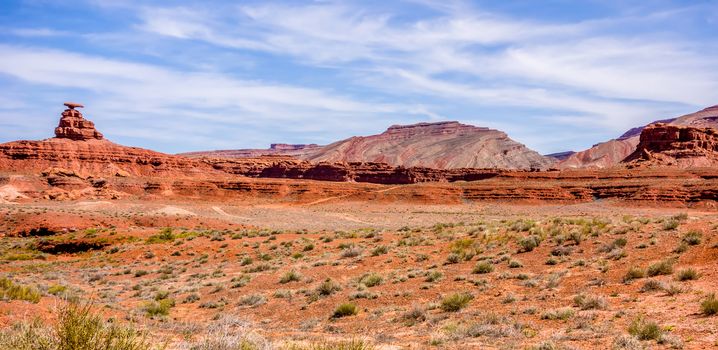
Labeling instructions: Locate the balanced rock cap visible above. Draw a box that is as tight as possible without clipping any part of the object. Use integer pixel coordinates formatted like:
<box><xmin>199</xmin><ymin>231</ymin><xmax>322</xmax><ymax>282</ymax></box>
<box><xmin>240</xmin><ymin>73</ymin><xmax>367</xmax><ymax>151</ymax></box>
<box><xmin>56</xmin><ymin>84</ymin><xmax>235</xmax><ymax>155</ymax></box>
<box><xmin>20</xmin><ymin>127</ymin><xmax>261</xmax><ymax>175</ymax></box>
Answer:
<box><xmin>64</xmin><ymin>102</ymin><xmax>84</xmax><ymax>109</ymax></box>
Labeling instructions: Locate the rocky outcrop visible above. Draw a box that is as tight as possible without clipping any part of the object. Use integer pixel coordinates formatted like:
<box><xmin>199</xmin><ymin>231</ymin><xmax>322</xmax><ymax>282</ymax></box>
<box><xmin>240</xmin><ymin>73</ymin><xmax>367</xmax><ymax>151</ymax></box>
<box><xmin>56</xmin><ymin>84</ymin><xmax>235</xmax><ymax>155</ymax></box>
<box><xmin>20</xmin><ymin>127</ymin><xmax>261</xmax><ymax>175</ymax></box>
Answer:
<box><xmin>305</xmin><ymin>121</ymin><xmax>554</xmax><ymax>170</ymax></box>
<box><xmin>0</xmin><ymin>103</ymin><xmax>217</xmax><ymax>178</ymax></box>
<box><xmin>560</xmin><ymin>106</ymin><xmax>718</xmax><ymax>169</ymax></box>
<box><xmin>623</xmin><ymin>124</ymin><xmax>718</xmax><ymax>167</ymax></box>
<box><xmin>54</xmin><ymin>103</ymin><xmax>104</xmax><ymax>140</ymax></box>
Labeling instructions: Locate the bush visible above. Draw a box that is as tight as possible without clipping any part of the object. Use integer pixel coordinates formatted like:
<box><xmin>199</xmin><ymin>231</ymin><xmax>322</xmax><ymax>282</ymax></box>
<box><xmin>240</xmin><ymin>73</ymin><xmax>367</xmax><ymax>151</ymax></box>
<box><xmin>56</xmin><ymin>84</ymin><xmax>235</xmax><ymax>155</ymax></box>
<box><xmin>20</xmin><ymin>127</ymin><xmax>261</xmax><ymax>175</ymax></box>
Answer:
<box><xmin>473</xmin><ymin>262</ymin><xmax>494</xmax><ymax>274</ymax></box>
<box><xmin>142</xmin><ymin>298</ymin><xmax>175</xmax><ymax>317</ymax></box>
<box><xmin>239</xmin><ymin>294</ymin><xmax>266</xmax><ymax>307</ymax></box>
<box><xmin>623</xmin><ymin>267</ymin><xmax>645</xmax><ymax>283</ymax></box>
<box><xmin>640</xmin><ymin>280</ymin><xmax>666</xmax><ymax>293</ymax></box>
<box><xmin>425</xmin><ymin>271</ymin><xmax>443</xmax><ymax>283</ymax></box>
<box><xmin>662</xmin><ymin>219</ymin><xmax>679</xmax><ymax>230</ymax></box>
<box><xmin>573</xmin><ymin>294</ymin><xmax>607</xmax><ymax>310</ymax></box>
<box><xmin>359</xmin><ymin>273</ymin><xmax>383</xmax><ymax>288</ymax></box>
<box><xmin>682</xmin><ymin>231</ymin><xmax>702</xmax><ymax>246</ymax></box>
<box><xmin>332</xmin><ymin>303</ymin><xmax>358</xmax><ymax>318</ymax></box>
<box><xmin>341</xmin><ymin>247</ymin><xmax>363</xmax><ymax>258</ymax></box>
<box><xmin>611</xmin><ymin>335</ymin><xmax>642</xmax><ymax>350</ymax></box>
<box><xmin>444</xmin><ymin>253</ymin><xmax>461</xmax><ymax>265</ymax></box>
<box><xmin>0</xmin><ymin>278</ymin><xmax>41</xmax><ymax>303</ymax></box>
<box><xmin>440</xmin><ymin>293</ymin><xmax>473</xmax><ymax>312</ymax></box>
<box><xmin>316</xmin><ymin>279</ymin><xmax>341</xmax><ymax>296</ymax></box>
<box><xmin>280</xmin><ymin>270</ymin><xmax>302</xmax><ymax>284</ymax></box>
<box><xmin>647</xmin><ymin>260</ymin><xmax>674</xmax><ymax>277</ymax></box>
<box><xmin>0</xmin><ymin>303</ymin><xmax>159</xmax><ymax>350</ymax></box>
<box><xmin>675</xmin><ymin>268</ymin><xmax>699</xmax><ymax>281</ymax></box>
<box><xmin>518</xmin><ymin>235</ymin><xmax>541</xmax><ymax>253</ymax></box>
<box><xmin>702</xmin><ymin>293</ymin><xmax>718</xmax><ymax>316</ymax></box>
<box><xmin>146</xmin><ymin>228</ymin><xmax>175</xmax><ymax>244</ymax></box>
<box><xmin>401</xmin><ymin>305</ymin><xmax>427</xmax><ymax>325</ymax></box>
<box><xmin>540</xmin><ymin>308</ymin><xmax>575</xmax><ymax>321</ymax></box>
<box><xmin>628</xmin><ymin>316</ymin><xmax>662</xmax><ymax>340</ymax></box>
<box><xmin>371</xmin><ymin>246</ymin><xmax>388</xmax><ymax>256</ymax></box>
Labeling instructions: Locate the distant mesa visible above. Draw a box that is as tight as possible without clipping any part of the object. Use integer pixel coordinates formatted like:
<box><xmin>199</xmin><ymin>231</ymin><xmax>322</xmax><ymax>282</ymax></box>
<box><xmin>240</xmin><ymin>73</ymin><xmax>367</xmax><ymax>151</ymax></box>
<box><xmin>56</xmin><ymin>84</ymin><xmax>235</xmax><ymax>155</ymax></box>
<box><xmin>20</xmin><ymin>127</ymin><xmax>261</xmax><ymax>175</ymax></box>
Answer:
<box><xmin>184</xmin><ymin>121</ymin><xmax>554</xmax><ymax>170</ymax></box>
<box><xmin>55</xmin><ymin>102</ymin><xmax>104</xmax><ymax>141</ymax></box>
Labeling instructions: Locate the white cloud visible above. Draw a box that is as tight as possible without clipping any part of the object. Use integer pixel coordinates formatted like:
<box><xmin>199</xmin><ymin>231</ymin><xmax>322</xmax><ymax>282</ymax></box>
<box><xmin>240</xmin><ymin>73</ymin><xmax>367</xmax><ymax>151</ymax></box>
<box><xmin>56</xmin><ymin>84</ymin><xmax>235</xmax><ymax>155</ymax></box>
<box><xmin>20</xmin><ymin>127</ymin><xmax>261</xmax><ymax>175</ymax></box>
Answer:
<box><xmin>134</xmin><ymin>2</ymin><xmax>717</xmax><ymax>128</ymax></box>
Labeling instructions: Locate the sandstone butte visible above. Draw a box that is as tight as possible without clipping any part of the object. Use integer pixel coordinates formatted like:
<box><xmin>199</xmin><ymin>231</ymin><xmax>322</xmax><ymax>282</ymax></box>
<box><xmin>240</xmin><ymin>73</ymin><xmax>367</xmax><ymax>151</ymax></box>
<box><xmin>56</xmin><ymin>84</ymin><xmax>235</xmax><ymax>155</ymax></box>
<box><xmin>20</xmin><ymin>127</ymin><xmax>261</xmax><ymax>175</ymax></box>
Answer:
<box><xmin>559</xmin><ymin>105</ymin><xmax>718</xmax><ymax>169</ymax></box>
<box><xmin>2</xmin><ymin>103</ymin><xmax>718</xmax><ymax>206</ymax></box>
<box><xmin>184</xmin><ymin>121</ymin><xmax>555</xmax><ymax>170</ymax></box>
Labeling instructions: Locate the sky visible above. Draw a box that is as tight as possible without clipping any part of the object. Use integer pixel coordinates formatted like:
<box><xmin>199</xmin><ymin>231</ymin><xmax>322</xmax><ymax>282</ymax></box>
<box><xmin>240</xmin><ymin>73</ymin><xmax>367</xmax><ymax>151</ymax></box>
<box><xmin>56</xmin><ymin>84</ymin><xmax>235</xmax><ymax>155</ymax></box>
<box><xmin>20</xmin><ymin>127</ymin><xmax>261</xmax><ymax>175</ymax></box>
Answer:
<box><xmin>0</xmin><ymin>0</ymin><xmax>717</xmax><ymax>154</ymax></box>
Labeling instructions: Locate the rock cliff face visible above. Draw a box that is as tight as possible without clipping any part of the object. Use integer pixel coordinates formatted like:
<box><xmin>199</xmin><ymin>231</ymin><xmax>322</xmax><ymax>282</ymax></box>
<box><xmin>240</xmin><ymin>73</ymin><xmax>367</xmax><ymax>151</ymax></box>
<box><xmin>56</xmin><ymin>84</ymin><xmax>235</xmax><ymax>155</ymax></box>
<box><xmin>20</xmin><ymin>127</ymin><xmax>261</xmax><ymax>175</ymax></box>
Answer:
<box><xmin>624</xmin><ymin>124</ymin><xmax>718</xmax><ymax>167</ymax></box>
<box><xmin>559</xmin><ymin>106</ymin><xmax>718</xmax><ymax>169</ymax></box>
<box><xmin>305</xmin><ymin>121</ymin><xmax>554</xmax><ymax>170</ymax></box>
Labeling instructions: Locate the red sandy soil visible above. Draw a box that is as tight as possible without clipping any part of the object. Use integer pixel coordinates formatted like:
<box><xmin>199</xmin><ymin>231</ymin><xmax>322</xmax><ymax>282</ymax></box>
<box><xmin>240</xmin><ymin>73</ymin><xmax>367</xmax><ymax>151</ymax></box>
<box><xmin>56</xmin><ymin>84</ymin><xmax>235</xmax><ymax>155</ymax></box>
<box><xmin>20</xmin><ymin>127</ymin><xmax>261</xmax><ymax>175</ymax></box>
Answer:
<box><xmin>1</xmin><ymin>198</ymin><xmax>717</xmax><ymax>349</ymax></box>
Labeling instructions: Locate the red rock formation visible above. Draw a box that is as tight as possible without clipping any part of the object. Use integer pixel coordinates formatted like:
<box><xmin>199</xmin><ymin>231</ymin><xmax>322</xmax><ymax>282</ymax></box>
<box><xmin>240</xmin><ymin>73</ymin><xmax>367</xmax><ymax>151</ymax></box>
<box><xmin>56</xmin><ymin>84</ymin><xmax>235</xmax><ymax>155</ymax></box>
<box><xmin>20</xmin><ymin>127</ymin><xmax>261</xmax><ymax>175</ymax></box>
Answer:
<box><xmin>623</xmin><ymin>124</ymin><xmax>718</xmax><ymax>167</ymax></box>
<box><xmin>54</xmin><ymin>103</ymin><xmax>104</xmax><ymax>140</ymax></box>
<box><xmin>305</xmin><ymin>121</ymin><xmax>554</xmax><ymax>170</ymax></box>
<box><xmin>560</xmin><ymin>106</ymin><xmax>718</xmax><ymax>169</ymax></box>
<box><xmin>0</xmin><ymin>103</ymin><xmax>217</xmax><ymax>178</ymax></box>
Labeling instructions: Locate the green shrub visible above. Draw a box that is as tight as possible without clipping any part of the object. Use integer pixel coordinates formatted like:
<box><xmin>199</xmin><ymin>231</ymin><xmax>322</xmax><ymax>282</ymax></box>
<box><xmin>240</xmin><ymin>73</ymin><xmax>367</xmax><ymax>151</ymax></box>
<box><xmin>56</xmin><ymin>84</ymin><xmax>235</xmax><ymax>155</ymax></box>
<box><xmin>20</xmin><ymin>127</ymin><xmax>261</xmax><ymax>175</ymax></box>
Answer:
<box><xmin>623</xmin><ymin>267</ymin><xmax>645</xmax><ymax>282</ymax></box>
<box><xmin>647</xmin><ymin>260</ymin><xmax>674</xmax><ymax>277</ymax></box>
<box><xmin>628</xmin><ymin>316</ymin><xmax>662</xmax><ymax>340</ymax></box>
<box><xmin>371</xmin><ymin>246</ymin><xmax>388</xmax><ymax>256</ymax></box>
<box><xmin>0</xmin><ymin>278</ymin><xmax>40</xmax><ymax>303</ymax></box>
<box><xmin>518</xmin><ymin>235</ymin><xmax>542</xmax><ymax>253</ymax></box>
<box><xmin>145</xmin><ymin>228</ymin><xmax>175</xmax><ymax>244</ymax></box>
<box><xmin>280</xmin><ymin>270</ymin><xmax>302</xmax><ymax>284</ymax></box>
<box><xmin>0</xmin><ymin>303</ymin><xmax>159</xmax><ymax>350</ymax></box>
<box><xmin>675</xmin><ymin>268</ymin><xmax>699</xmax><ymax>281</ymax></box>
<box><xmin>662</xmin><ymin>219</ymin><xmax>679</xmax><ymax>231</ymax></box>
<box><xmin>702</xmin><ymin>293</ymin><xmax>718</xmax><ymax>316</ymax></box>
<box><xmin>444</xmin><ymin>253</ymin><xmax>461</xmax><ymax>264</ymax></box>
<box><xmin>316</xmin><ymin>279</ymin><xmax>341</xmax><ymax>296</ymax></box>
<box><xmin>540</xmin><ymin>308</ymin><xmax>574</xmax><ymax>321</ymax></box>
<box><xmin>332</xmin><ymin>303</ymin><xmax>358</xmax><ymax>318</ymax></box>
<box><xmin>359</xmin><ymin>273</ymin><xmax>383</xmax><ymax>288</ymax></box>
<box><xmin>425</xmin><ymin>271</ymin><xmax>443</xmax><ymax>283</ymax></box>
<box><xmin>47</xmin><ymin>285</ymin><xmax>67</xmax><ymax>296</ymax></box>
<box><xmin>472</xmin><ymin>262</ymin><xmax>494</xmax><ymax>274</ymax></box>
<box><xmin>682</xmin><ymin>231</ymin><xmax>702</xmax><ymax>246</ymax></box>
<box><xmin>142</xmin><ymin>298</ymin><xmax>175</xmax><ymax>317</ymax></box>
<box><xmin>440</xmin><ymin>293</ymin><xmax>473</xmax><ymax>312</ymax></box>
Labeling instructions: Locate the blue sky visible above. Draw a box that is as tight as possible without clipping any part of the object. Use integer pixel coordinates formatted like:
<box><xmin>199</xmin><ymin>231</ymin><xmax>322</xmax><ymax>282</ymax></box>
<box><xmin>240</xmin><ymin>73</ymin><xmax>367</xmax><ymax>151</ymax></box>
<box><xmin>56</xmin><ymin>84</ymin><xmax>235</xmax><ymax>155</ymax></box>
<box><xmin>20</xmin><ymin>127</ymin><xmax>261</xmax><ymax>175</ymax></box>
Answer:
<box><xmin>1</xmin><ymin>0</ymin><xmax>717</xmax><ymax>154</ymax></box>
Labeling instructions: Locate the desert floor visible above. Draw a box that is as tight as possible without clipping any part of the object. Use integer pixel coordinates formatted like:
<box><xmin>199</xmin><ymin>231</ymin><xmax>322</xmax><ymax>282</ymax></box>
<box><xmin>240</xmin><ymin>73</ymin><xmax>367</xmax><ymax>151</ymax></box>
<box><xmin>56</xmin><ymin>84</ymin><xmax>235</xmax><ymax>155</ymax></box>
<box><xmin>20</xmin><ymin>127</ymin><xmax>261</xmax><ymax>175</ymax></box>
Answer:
<box><xmin>1</xmin><ymin>199</ymin><xmax>717</xmax><ymax>349</ymax></box>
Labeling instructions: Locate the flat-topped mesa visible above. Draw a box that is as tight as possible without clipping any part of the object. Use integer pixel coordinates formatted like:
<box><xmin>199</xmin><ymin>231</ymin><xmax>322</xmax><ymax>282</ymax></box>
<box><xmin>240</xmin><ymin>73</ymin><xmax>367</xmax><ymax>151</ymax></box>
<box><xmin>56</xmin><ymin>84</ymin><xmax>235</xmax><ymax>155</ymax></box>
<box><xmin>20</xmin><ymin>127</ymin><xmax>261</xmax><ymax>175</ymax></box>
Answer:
<box><xmin>384</xmin><ymin>121</ymin><xmax>491</xmax><ymax>136</ymax></box>
<box><xmin>54</xmin><ymin>102</ymin><xmax>104</xmax><ymax>141</ymax></box>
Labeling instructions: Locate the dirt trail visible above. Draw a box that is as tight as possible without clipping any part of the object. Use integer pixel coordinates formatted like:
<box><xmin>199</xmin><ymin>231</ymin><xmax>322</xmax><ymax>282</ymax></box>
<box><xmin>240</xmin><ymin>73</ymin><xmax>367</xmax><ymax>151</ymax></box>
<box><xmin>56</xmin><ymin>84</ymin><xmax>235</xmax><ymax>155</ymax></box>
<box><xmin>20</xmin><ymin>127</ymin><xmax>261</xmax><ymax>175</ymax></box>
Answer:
<box><xmin>212</xmin><ymin>206</ymin><xmax>251</xmax><ymax>220</ymax></box>
<box><xmin>304</xmin><ymin>185</ymin><xmax>401</xmax><ymax>206</ymax></box>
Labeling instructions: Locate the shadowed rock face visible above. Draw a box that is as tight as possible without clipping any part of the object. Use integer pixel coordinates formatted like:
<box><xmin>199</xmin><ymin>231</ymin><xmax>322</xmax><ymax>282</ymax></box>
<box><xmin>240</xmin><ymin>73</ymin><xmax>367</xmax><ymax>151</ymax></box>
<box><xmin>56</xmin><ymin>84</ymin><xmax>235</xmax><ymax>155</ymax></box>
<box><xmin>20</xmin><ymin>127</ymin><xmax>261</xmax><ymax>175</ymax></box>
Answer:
<box><xmin>624</xmin><ymin>123</ymin><xmax>718</xmax><ymax>167</ymax></box>
<box><xmin>54</xmin><ymin>108</ymin><xmax>104</xmax><ymax>141</ymax></box>
<box><xmin>305</xmin><ymin>121</ymin><xmax>554</xmax><ymax>170</ymax></box>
